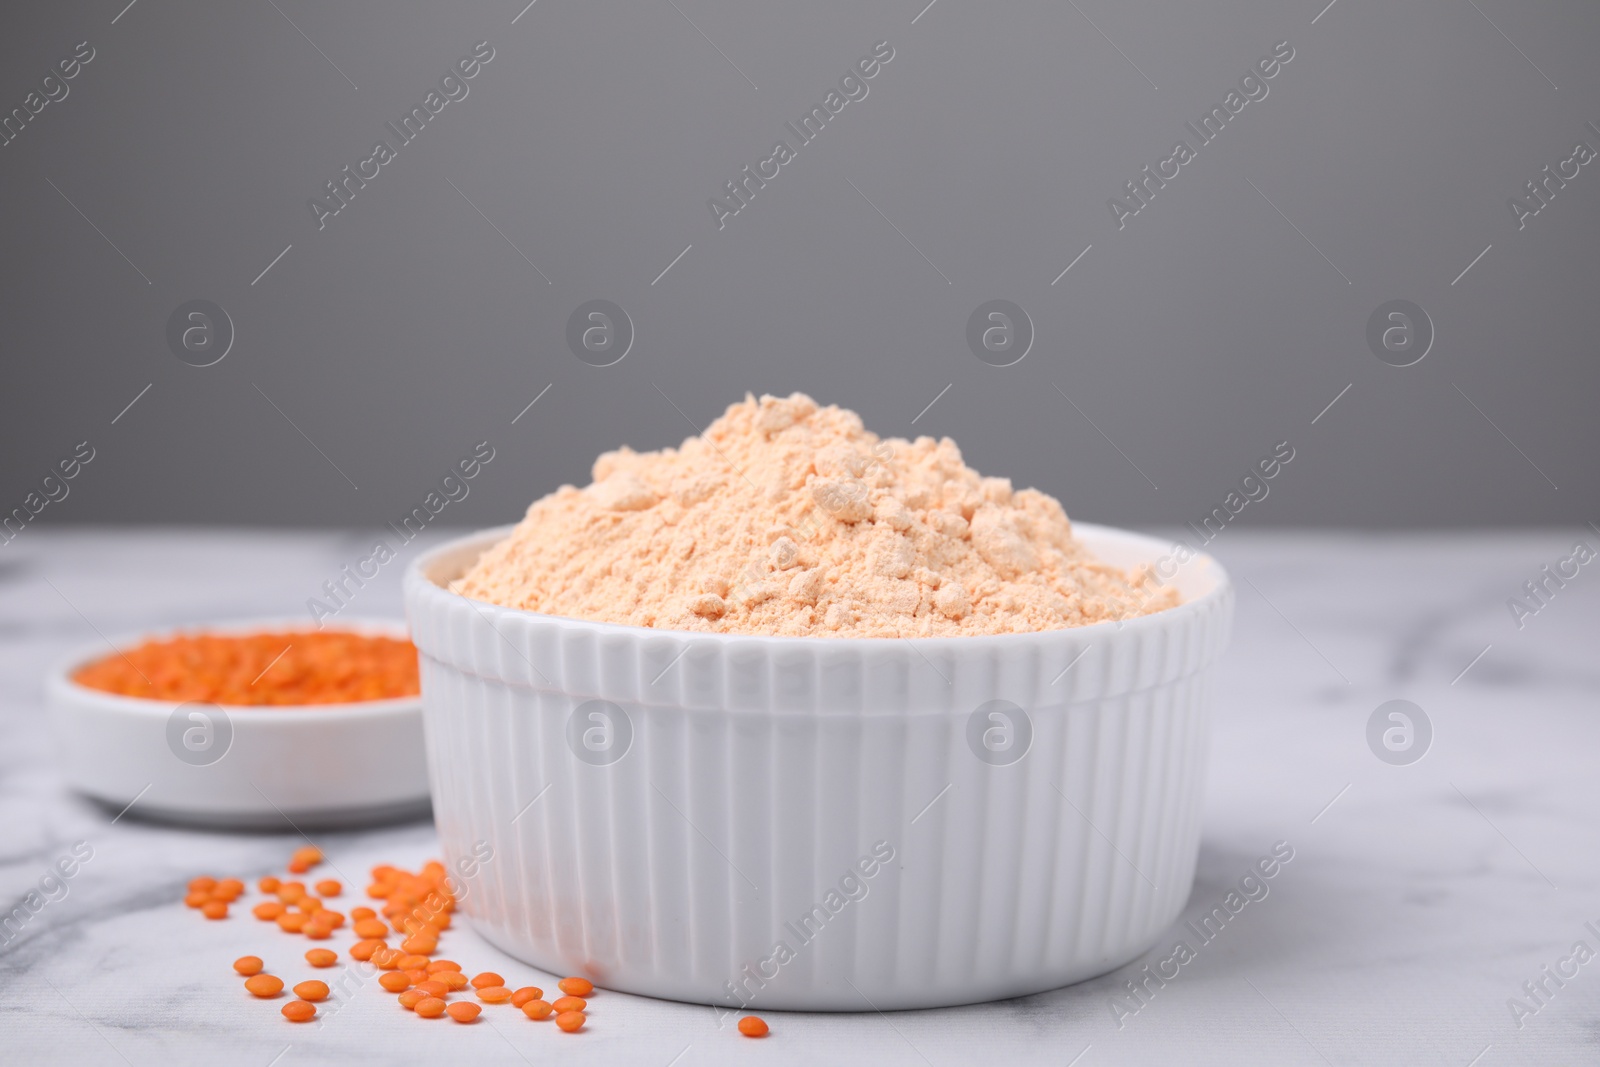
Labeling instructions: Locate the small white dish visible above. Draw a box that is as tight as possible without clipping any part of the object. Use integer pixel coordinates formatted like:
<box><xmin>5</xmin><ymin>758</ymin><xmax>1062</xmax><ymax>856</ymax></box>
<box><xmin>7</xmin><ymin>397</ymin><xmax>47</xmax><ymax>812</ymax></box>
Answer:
<box><xmin>47</xmin><ymin>617</ymin><xmax>429</xmax><ymax>830</ymax></box>
<box><xmin>405</xmin><ymin>523</ymin><xmax>1233</xmax><ymax>1011</ymax></box>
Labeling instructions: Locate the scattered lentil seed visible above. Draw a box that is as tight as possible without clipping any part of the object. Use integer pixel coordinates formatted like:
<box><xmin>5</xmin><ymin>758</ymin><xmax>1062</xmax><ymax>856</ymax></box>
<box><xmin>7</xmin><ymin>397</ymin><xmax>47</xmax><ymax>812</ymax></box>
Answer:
<box><xmin>293</xmin><ymin>980</ymin><xmax>330</xmax><ymax>1002</ymax></box>
<box><xmin>281</xmin><ymin>1000</ymin><xmax>316</xmax><ymax>1023</ymax></box>
<box><xmin>558</xmin><ymin>977</ymin><xmax>594</xmax><ymax>997</ymax></box>
<box><xmin>555</xmin><ymin>1011</ymin><xmax>586</xmax><ymax>1032</ymax></box>
<box><xmin>288</xmin><ymin>846</ymin><xmax>323</xmax><ymax>874</ymax></box>
<box><xmin>509</xmin><ymin>987</ymin><xmax>543</xmax><ymax>1008</ymax></box>
<box><xmin>197</xmin><ymin>854</ymin><xmax>493</xmax><ymax>1036</ymax></box>
<box><xmin>349</xmin><ymin>939</ymin><xmax>384</xmax><ymax>961</ymax></box>
<box><xmin>354</xmin><ymin>919</ymin><xmax>389</xmax><ymax>940</ymax></box>
<box><xmin>244</xmin><ymin>974</ymin><xmax>284</xmax><ymax>998</ymax></box>
<box><xmin>521</xmin><ymin>1000</ymin><xmax>553</xmax><ymax>1020</ymax></box>
<box><xmin>552</xmin><ymin>996</ymin><xmax>587</xmax><ymax>1014</ymax></box>
<box><xmin>738</xmin><ymin>1015</ymin><xmax>769</xmax><ymax>1038</ymax></box>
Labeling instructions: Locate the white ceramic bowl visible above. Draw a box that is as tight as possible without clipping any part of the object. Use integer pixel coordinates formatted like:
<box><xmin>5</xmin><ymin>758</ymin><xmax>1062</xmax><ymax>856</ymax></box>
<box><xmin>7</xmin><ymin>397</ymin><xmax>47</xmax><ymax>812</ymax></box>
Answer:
<box><xmin>48</xmin><ymin>617</ymin><xmax>430</xmax><ymax>830</ymax></box>
<box><xmin>405</xmin><ymin>524</ymin><xmax>1232</xmax><ymax>1011</ymax></box>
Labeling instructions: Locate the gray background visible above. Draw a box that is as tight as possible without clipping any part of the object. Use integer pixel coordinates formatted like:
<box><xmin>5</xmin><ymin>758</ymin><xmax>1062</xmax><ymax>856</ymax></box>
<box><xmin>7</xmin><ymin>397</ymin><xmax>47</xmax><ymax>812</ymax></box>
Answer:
<box><xmin>2</xmin><ymin>0</ymin><xmax>1595</xmax><ymax>532</ymax></box>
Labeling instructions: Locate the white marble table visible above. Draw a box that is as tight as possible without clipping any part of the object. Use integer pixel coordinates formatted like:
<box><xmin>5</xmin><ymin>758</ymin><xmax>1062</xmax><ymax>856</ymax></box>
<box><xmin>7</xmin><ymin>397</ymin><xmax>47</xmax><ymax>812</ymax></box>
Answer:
<box><xmin>2</xmin><ymin>528</ymin><xmax>1596</xmax><ymax>1066</ymax></box>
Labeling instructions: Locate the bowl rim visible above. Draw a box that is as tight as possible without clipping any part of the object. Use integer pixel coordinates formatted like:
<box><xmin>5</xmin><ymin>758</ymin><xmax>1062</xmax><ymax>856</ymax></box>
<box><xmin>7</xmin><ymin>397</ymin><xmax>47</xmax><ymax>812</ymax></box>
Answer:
<box><xmin>405</xmin><ymin>520</ymin><xmax>1231</xmax><ymax>651</ymax></box>
<box><xmin>48</xmin><ymin>615</ymin><xmax>423</xmax><ymax>719</ymax></box>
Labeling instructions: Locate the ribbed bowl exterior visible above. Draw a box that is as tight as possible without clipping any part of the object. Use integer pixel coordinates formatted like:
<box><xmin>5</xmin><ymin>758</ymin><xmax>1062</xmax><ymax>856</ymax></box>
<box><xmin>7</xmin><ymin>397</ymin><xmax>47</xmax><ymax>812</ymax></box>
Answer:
<box><xmin>404</xmin><ymin>524</ymin><xmax>1232</xmax><ymax>1012</ymax></box>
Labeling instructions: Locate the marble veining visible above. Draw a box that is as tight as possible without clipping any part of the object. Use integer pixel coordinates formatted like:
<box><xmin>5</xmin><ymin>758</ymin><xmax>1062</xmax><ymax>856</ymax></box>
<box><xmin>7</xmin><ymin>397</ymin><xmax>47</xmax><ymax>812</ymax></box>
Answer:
<box><xmin>1</xmin><ymin>527</ymin><xmax>1596</xmax><ymax>1065</ymax></box>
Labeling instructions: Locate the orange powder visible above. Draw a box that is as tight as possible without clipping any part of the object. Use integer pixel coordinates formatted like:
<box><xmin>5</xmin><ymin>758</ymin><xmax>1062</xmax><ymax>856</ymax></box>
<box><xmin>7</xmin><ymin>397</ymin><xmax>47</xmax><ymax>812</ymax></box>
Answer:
<box><xmin>454</xmin><ymin>393</ymin><xmax>1179</xmax><ymax>636</ymax></box>
<box><xmin>73</xmin><ymin>631</ymin><xmax>419</xmax><ymax>704</ymax></box>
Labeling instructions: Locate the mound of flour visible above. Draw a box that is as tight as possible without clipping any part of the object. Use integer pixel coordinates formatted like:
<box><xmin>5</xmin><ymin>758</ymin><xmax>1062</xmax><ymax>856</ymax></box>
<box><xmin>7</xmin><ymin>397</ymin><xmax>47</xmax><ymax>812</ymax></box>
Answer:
<box><xmin>453</xmin><ymin>394</ymin><xmax>1177</xmax><ymax>636</ymax></box>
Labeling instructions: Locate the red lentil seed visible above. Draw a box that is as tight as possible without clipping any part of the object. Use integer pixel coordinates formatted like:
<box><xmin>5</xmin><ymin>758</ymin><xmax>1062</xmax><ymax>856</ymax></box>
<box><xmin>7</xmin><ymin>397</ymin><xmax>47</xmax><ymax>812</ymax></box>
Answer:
<box><xmin>293</xmin><ymin>980</ymin><xmax>330</xmax><ymax>1002</ymax></box>
<box><xmin>558</xmin><ymin>977</ymin><xmax>594</xmax><ymax>997</ymax></box>
<box><xmin>281</xmin><ymin>1000</ymin><xmax>317</xmax><ymax>1022</ymax></box>
<box><xmin>244</xmin><ymin>974</ymin><xmax>284</xmax><ymax>998</ymax></box>
<box><xmin>349</xmin><ymin>939</ymin><xmax>384</xmax><ymax>961</ymax></box>
<box><xmin>353</xmin><ymin>919</ymin><xmax>389</xmax><ymax>940</ymax></box>
<box><xmin>288</xmin><ymin>846</ymin><xmax>322</xmax><ymax>874</ymax></box>
<box><xmin>201</xmin><ymin>854</ymin><xmax>487</xmax><ymax>1034</ymax></box>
